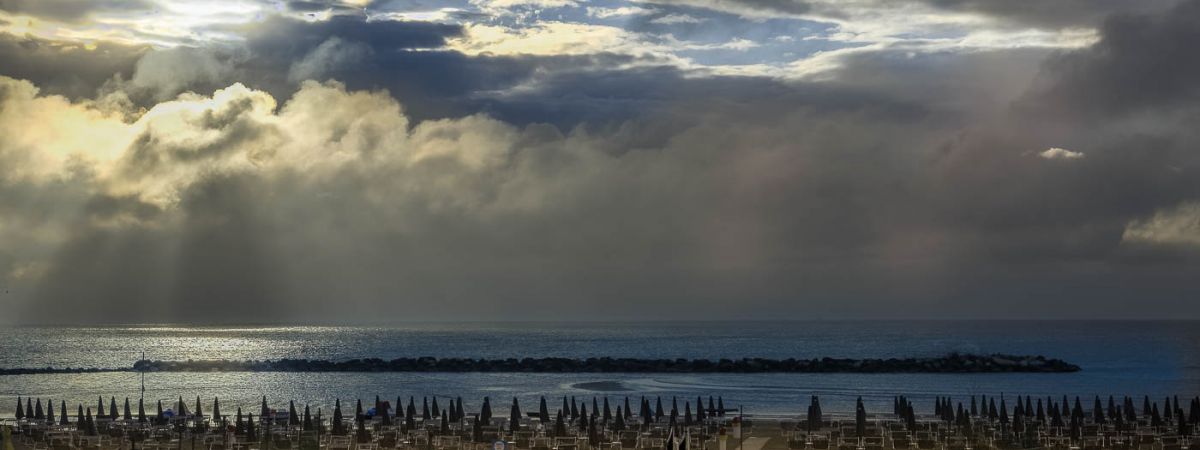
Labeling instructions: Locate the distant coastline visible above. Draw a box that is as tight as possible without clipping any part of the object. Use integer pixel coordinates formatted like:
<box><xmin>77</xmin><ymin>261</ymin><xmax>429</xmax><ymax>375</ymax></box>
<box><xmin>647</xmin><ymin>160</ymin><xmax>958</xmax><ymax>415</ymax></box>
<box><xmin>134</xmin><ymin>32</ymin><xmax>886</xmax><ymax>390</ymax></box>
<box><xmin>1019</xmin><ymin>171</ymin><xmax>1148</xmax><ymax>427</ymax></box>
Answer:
<box><xmin>0</xmin><ymin>353</ymin><xmax>1080</xmax><ymax>375</ymax></box>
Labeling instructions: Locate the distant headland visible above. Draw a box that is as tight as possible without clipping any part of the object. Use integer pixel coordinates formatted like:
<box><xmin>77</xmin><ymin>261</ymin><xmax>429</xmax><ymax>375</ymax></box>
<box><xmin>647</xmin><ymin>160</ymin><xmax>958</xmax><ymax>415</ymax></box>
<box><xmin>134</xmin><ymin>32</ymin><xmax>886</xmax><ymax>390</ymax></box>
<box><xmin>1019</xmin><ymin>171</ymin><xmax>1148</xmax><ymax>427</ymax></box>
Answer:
<box><xmin>0</xmin><ymin>353</ymin><xmax>1079</xmax><ymax>375</ymax></box>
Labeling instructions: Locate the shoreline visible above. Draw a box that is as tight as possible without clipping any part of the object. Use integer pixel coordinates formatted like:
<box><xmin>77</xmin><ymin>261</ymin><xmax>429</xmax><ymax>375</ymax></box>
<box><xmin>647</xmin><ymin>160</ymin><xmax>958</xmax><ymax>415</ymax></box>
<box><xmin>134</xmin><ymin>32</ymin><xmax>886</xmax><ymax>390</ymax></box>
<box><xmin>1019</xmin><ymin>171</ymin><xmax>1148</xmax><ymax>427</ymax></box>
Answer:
<box><xmin>0</xmin><ymin>354</ymin><xmax>1080</xmax><ymax>375</ymax></box>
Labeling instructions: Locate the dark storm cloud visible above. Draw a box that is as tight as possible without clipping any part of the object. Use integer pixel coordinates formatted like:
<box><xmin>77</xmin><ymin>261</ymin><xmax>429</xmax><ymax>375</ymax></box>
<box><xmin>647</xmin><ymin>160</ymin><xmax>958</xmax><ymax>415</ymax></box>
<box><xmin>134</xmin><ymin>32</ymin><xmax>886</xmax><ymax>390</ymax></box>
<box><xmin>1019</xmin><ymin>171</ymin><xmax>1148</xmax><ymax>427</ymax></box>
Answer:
<box><xmin>918</xmin><ymin>0</ymin><xmax>1180</xmax><ymax>28</ymax></box>
<box><xmin>0</xmin><ymin>32</ymin><xmax>146</xmax><ymax>99</ymax></box>
<box><xmin>648</xmin><ymin>0</ymin><xmax>1180</xmax><ymax>28</ymax></box>
<box><xmin>0</xmin><ymin>0</ymin><xmax>155</xmax><ymax>22</ymax></box>
<box><xmin>1020</xmin><ymin>0</ymin><xmax>1200</xmax><ymax>118</ymax></box>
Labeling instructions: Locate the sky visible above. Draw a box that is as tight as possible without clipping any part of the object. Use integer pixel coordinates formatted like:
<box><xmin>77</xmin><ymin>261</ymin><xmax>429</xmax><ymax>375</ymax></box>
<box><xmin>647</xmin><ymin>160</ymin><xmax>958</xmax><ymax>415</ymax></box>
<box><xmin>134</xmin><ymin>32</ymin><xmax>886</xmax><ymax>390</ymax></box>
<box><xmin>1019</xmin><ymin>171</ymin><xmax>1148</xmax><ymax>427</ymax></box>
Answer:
<box><xmin>0</xmin><ymin>0</ymin><xmax>1199</xmax><ymax>324</ymax></box>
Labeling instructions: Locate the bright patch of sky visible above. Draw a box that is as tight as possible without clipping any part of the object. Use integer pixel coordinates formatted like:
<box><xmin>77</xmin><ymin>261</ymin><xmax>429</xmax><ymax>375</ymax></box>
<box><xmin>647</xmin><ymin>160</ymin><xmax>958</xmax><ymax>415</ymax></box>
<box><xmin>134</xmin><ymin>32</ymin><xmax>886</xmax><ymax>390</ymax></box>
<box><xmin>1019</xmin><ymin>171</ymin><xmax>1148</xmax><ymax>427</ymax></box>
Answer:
<box><xmin>0</xmin><ymin>0</ymin><xmax>1098</xmax><ymax>78</ymax></box>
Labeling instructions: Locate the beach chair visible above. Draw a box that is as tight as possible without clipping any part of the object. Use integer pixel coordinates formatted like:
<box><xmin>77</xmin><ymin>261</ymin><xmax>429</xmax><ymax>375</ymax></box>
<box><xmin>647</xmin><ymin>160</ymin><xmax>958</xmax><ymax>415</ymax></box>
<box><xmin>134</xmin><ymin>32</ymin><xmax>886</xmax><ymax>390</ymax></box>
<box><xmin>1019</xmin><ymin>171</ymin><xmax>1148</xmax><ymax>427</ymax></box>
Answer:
<box><xmin>329</xmin><ymin>436</ymin><xmax>353</xmax><ymax>450</ymax></box>
<box><xmin>788</xmin><ymin>432</ymin><xmax>808</xmax><ymax>450</ymax></box>
<box><xmin>839</xmin><ymin>436</ymin><xmax>860</xmax><ymax>450</ymax></box>
<box><xmin>639</xmin><ymin>437</ymin><xmax>664</xmax><ymax>450</ymax></box>
<box><xmin>812</xmin><ymin>436</ymin><xmax>831</xmax><ymax>450</ymax></box>
<box><xmin>864</xmin><ymin>436</ymin><xmax>884</xmax><ymax>450</ymax></box>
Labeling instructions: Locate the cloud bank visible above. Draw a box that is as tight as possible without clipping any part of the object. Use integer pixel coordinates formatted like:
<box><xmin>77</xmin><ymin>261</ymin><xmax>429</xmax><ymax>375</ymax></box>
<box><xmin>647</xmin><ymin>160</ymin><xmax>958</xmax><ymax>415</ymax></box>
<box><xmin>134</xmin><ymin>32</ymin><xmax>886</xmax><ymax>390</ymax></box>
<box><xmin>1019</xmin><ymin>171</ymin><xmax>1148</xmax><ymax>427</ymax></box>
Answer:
<box><xmin>1</xmin><ymin>0</ymin><xmax>1199</xmax><ymax>323</ymax></box>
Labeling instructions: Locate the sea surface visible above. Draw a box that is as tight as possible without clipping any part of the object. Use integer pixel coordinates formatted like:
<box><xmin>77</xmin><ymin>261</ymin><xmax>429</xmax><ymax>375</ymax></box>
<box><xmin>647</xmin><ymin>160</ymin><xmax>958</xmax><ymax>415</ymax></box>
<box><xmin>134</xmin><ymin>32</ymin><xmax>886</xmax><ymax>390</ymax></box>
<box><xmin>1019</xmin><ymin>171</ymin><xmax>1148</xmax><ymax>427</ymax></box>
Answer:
<box><xmin>1</xmin><ymin>321</ymin><xmax>1198</xmax><ymax>418</ymax></box>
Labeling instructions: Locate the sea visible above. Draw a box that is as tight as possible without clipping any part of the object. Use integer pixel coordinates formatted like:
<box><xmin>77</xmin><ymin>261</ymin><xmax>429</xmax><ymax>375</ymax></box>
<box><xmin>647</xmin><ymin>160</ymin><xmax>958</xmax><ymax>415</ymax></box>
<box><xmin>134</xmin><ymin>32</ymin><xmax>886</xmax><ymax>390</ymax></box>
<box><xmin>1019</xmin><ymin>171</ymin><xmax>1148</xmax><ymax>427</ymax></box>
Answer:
<box><xmin>1</xmin><ymin>321</ymin><xmax>1197</xmax><ymax>418</ymax></box>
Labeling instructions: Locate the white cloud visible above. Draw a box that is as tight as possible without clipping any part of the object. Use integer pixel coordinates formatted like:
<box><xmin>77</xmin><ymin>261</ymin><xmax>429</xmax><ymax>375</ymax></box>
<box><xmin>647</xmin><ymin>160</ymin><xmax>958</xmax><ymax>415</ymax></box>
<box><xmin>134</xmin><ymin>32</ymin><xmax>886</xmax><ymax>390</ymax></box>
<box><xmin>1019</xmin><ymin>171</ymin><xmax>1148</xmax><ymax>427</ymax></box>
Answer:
<box><xmin>1122</xmin><ymin>202</ymin><xmax>1200</xmax><ymax>247</ymax></box>
<box><xmin>1038</xmin><ymin>147</ymin><xmax>1085</xmax><ymax>160</ymax></box>
<box><xmin>586</xmin><ymin>6</ymin><xmax>655</xmax><ymax>18</ymax></box>
<box><xmin>650</xmin><ymin>13</ymin><xmax>706</xmax><ymax>25</ymax></box>
<box><xmin>448</xmin><ymin>22</ymin><xmax>653</xmax><ymax>57</ymax></box>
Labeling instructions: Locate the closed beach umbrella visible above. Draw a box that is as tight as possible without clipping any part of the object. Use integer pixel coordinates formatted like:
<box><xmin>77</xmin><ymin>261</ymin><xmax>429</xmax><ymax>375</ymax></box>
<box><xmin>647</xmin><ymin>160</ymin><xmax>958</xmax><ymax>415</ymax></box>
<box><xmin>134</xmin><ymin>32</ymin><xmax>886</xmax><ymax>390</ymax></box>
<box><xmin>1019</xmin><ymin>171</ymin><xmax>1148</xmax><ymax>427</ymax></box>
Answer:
<box><xmin>813</xmin><ymin>396</ymin><xmax>823</xmax><ymax>429</ymax></box>
<box><xmin>60</xmin><ymin>401</ymin><xmax>68</xmax><ymax>425</ymax></box>
<box><xmin>970</xmin><ymin>397</ymin><xmax>977</xmax><ymax>417</ymax></box>
<box><xmin>458</xmin><ymin>398</ymin><xmax>465</xmax><ymax>422</ymax></box>
<box><xmin>14</xmin><ymin>397</ymin><xmax>22</xmax><ymax>420</ymax></box>
<box><xmin>96</xmin><ymin>397</ymin><xmax>105</xmax><ymax>419</ymax></box>
<box><xmin>25</xmin><ymin>398</ymin><xmax>32</xmax><ymax>420</ymax></box>
<box><xmin>626</xmin><ymin>398</ymin><xmax>633</xmax><ymax>420</ymax></box>
<box><xmin>262</xmin><ymin>396</ymin><xmax>271</xmax><ymax>422</ymax></box>
<box><xmin>697</xmin><ymin>397</ymin><xmax>706</xmax><ymax>421</ymax></box>
<box><xmin>614</xmin><ymin>407</ymin><xmax>626</xmax><ymax>431</ymax></box>
<box><xmin>407</xmin><ymin>397</ymin><xmax>416</xmax><ymax>419</ymax></box>
<box><xmin>806</xmin><ymin>402</ymin><xmax>815</xmax><ymax>432</ymax></box>
<box><xmin>718</xmin><ymin>397</ymin><xmax>726</xmax><ymax>417</ymax></box>
<box><xmin>196</xmin><ymin>396</ymin><xmax>204</xmax><ymax>422</ymax></box>
<box><xmin>481</xmin><ymin>397</ymin><xmax>492</xmax><ymax>424</ymax></box>
<box><xmin>246</xmin><ymin>414</ymin><xmax>257</xmax><ymax>441</ymax></box>
<box><xmin>35</xmin><ymin>399</ymin><xmax>43</xmax><ymax>420</ymax></box>
<box><xmin>45</xmin><ymin>400</ymin><xmax>53</xmax><ymax>425</ymax></box>
<box><xmin>510</xmin><ymin>397</ymin><xmax>521</xmax><ymax>432</ymax></box>
<box><xmin>432</xmin><ymin>398</ymin><xmax>441</xmax><ymax>418</ymax></box>
<box><xmin>124</xmin><ymin>398</ymin><xmax>132</xmax><ymax>421</ymax></box>
<box><xmin>441</xmin><ymin>410</ymin><xmax>449</xmax><ymax>434</ymax></box>
<box><xmin>655</xmin><ymin>397</ymin><xmax>663</xmax><ymax>421</ymax></box>
<box><xmin>110</xmin><ymin>397</ymin><xmax>118</xmax><ymax>420</ymax></box>
<box><xmin>683</xmin><ymin>403</ymin><xmax>692</xmax><ymax>426</ymax></box>
<box><xmin>540</xmin><ymin>397</ymin><xmax>550</xmax><ymax>423</ymax></box>
<box><xmin>423</xmin><ymin>398</ymin><xmax>430</xmax><ymax>421</ymax></box>
<box><xmin>156</xmin><ymin>400</ymin><xmax>164</xmax><ymax>425</ymax></box>
<box><xmin>1036</xmin><ymin>399</ymin><xmax>1044</xmax><ymax>423</ymax></box>
<box><xmin>472</xmin><ymin>414</ymin><xmax>483</xmax><ymax>442</ymax></box>
<box><xmin>855</xmin><ymin>397</ymin><xmax>866</xmax><ymax>437</ymax></box>
<box><xmin>290</xmin><ymin>401</ymin><xmax>300</xmax><ymax>426</ymax></box>
<box><xmin>571</xmin><ymin>397</ymin><xmax>579</xmax><ymax>420</ymax></box>
<box><xmin>77</xmin><ymin>404</ymin><xmax>85</xmax><ymax>430</ymax></box>
<box><xmin>708</xmin><ymin>397</ymin><xmax>715</xmax><ymax>416</ymax></box>
<box><xmin>304</xmin><ymin>405</ymin><xmax>312</xmax><ymax>431</ymax></box>
<box><xmin>213</xmin><ymin>397</ymin><xmax>222</xmax><ymax>423</ymax></box>
<box><xmin>562</xmin><ymin>398</ymin><xmax>570</xmax><ymax>421</ymax></box>
<box><xmin>333</xmin><ymin>399</ymin><xmax>344</xmax><ymax>435</ymax></box>
<box><xmin>138</xmin><ymin>398</ymin><xmax>146</xmax><ymax>423</ymax></box>
<box><xmin>85</xmin><ymin>408</ymin><xmax>96</xmax><ymax>436</ymax></box>
<box><xmin>236</xmin><ymin>408</ymin><xmax>244</xmax><ymax>435</ymax></box>
<box><xmin>603</xmin><ymin>398</ymin><xmax>612</xmax><ymax>422</ymax></box>
<box><xmin>555</xmin><ymin>410</ymin><xmax>566</xmax><ymax>436</ymax></box>
<box><xmin>578</xmin><ymin>405</ymin><xmax>588</xmax><ymax>432</ymax></box>
<box><xmin>316</xmin><ymin>409</ymin><xmax>324</xmax><ymax>435</ymax></box>
<box><xmin>356</xmin><ymin>399</ymin><xmax>364</xmax><ymax>423</ymax></box>
<box><xmin>1094</xmin><ymin>397</ymin><xmax>1105</xmax><ymax>424</ymax></box>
